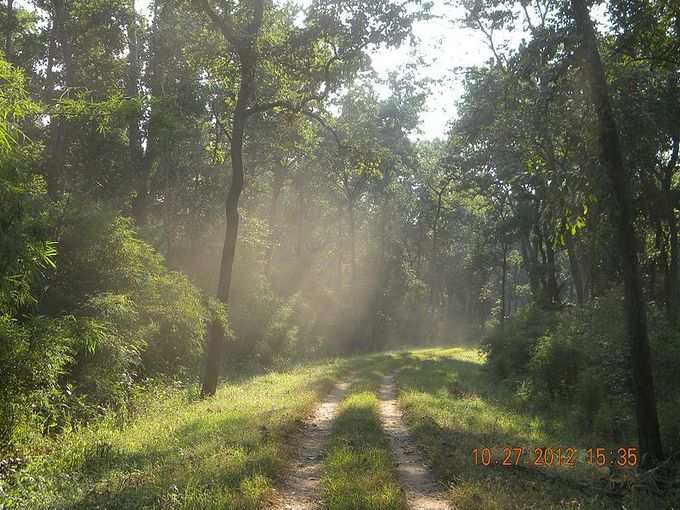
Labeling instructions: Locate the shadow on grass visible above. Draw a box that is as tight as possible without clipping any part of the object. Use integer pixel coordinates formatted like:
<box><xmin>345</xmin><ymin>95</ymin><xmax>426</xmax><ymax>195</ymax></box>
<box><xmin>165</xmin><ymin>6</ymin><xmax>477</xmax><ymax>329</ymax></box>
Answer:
<box><xmin>52</xmin><ymin>413</ymin><xmax>279</xmax><ymax>509</ymax></box>
<box><xmin>390</xmin><ymin>351</ymin><xmax>629</xmax><ymax>509</ymax></box>
<box><xmin>47</xmin><ymin>371</ymin><xmax>343</xmax><ymax>510</ymax></box>
<box><xmin>322</xmin><ymin>391</ymin><xmax>405</xmax><ymax>510</ymax></box>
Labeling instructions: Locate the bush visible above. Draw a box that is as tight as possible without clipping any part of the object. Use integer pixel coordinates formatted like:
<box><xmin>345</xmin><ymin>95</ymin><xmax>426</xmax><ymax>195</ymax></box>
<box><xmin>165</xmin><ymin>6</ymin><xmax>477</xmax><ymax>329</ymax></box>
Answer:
<box><xmin>481</xmin><ymin>288</ymin><xmax>680</xmax><ymax>442</ymax></box>
<box><xmin>44</xmin><ymin>205</ymin><xmax>215</xmax><ymax>380</ymax></box>
<box><xmin>229</xmin><ymin>274</ymin><xmax>313</xmax><ymax>369</ymax></box>
<box><xmin>1</xmin><ymin>202</ymin><xmax>225</xmax><ymax>449</ymax></box>
<box><xmin>480</xmin><ymin>304</ymin><xmax>558</xmax><ymax>380</ymax></box>
<box><xmin>0</xmin><ymin>315</ymin><xmax>73</xmax><ymax>445</ymax></box>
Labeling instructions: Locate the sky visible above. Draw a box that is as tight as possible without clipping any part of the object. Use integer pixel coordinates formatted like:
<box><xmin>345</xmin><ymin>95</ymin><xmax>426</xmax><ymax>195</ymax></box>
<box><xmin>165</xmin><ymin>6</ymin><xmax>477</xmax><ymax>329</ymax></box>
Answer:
<box><xmin>365</xmin><ymin>1</ymin><xmax>515</xmax><ymax>140</ymax></box>
<box><xmin>133</xmin><ymin>1</ymin><xmax>531</xmax><ymax>140</ymax></box>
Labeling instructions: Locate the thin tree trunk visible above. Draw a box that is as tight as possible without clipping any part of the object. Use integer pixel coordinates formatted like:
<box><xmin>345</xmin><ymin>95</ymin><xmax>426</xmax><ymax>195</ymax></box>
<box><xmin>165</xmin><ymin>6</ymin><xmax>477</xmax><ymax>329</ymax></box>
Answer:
<box><xmin>500</xmin><ymin>241</ymin><xmax>508</xmax><ymax>331</ymax></box>
<box><xmin>565</xmin><ymin>234</ymin><xmax>585</xmax><ymax>307</ymax></box>
<box><xmin>430</xmin><ymin>188</ymin><xmax>445</xmax><ymax>320</ymax></box>
<box><xmin>127</xmin><ymin>0</ymin><xmax>145</xmax><ymax>225</ymax></box>
<box><xmin>545</xmin><ymin>239</ymin><xmax>559</xmax><ymax>306</ymax></box>
<box><xmin>4</xmin><ymin>0</ymin><xmax>13</xmax><ymax>62</ymax></box>
<box><xmin>202</xmin><ymin>67</ymin><xmax>252</xmax><ymax>396</ymax></box>
<box><xmin>571</xmin><ymin>0</ymin><xmax>664</xmax><ymax>467</ymax></box>
<box><xmin>348</xmin><ymin>199</ymin><xmax>356</xmax><ymax>287</ymax></box>
<box><xmin>45</xmin><ymin>0</ymin><xmax>72</xmax><ymax>198</ymax></box>
<box><xmin>199</xmin><ymin>0</ymin><xmax>265</xmax><ymax>396</ymax></box>
<box><xmin>337</xmin><ymin>206</ymin><xmax>343</xmax><ymax>289</ymax></box>
<box><xmin>415</xmin><ymin>219</ymin><xmax>425</xmax><ymax>273</ymax></box>
<box><xmin>265</xmin><ymin>169</ymin><xmax>284</xmax><ymax>278</ymax></box>
<box><xmin>665</xmin><ymin>134</ymin><xmax>679</xmax><ymax>320</ymax></box>
<box><xmin>649</xmin><ymin>220</ymin><xmax>662</xmax><ymax>303</ymax></box>
<box><xmin>520</xmin><ymin>233</ymin><xmax>541</xmax><ymax>301</ymax></box>
<box><xmin>372</xmin><ymin>178</ymin><xmax>390</xmax><ymax>347</ymax></box>
<box><xmin>43</xmin><ymin>20</ymin><xmax>57</xmax><ymax>102</ymax></box>
<box><xmin>668</xmin><ymin>212</ymin><xmax>679</xmax><ymax>320</ymax></box>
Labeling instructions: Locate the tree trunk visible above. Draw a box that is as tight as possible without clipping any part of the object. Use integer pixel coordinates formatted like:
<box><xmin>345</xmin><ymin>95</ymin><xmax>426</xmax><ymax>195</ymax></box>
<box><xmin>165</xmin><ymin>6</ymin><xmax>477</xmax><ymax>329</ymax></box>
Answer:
<box><xmin>265</xmin><ymin>169</ymin><xmax>284</xmax><ymax>278</ymax></box>
<box><xmin>127</xmin><ymin>0</ymin><xmax>145</xmax><ymax>225</ymax></box>
<box><xmin>348</xmin><ymin>199</ymin><xmax>356</xmax><ymax>288</ymax></box>
<box><xmin>43</xmin><ymin>20</ymin><xmax>57</xmax><ymax>102</ymax></box>
<box><xmin>545</xmin><ymin>239</ymin><xmax>560</xmax><ymax>306</ymax></box>
<box><xmin>201</xmin><ymin>50</ymin><xmax>256</xmax><ymax>397</ymax></box>
<box><xmin>664</xmin><ymin>134</ymin><xmax>679</xmax><ymax>320</ymax></box>
<box><xmin>565</xmin><ymin>234</ymin><xmax>585</xmax><ymax>307</ymax></box>
<box><xmin>649</xmin><ymin>220</ymin><xmax>662</xmax><ymax>302</ymax></box>
<box><xmin>199</xmin><ymin>0</ymin><xmax>265</xmax><ymax>396</ymax></box>
<box><xmin>520</xmin><ymin>233</ymin><xmax>541</xmax><ymax>301</ymax></box>
<box><xmin>4</xmin><ymin>0</ymin><xmax>13</xmax><ymax>62</ymax></box>
<box><xmin>500</xmin><ymin>241</ymin><xmax>508</xmax><ymax>331</ymax></box>
<box><xmin>571</xmin><ymin>0</ymin><xmax>664</xmax><ymax>467</ymax></box>
<box><xmin>430</xmin><ymin>188</ymin><xmax>444</xmax><ymax>321</ymax></box>
<box><xmin>668</xmin><ymin>212</ymin><xmax>679</xmax><ymax>320</ymax></box>
<box><xmin>45</xmin><ymin>0</ymin><xmax>73</xmax><ymax>198</ymax></box>
<box><xmin>371</xmin><ymin>177</ymin><xmax>390</xmax><ymax>348</ymax></box>
<box><xmin>337</xmin><ymin>206</ymin><xmax>343</xmax><ymax>289</ymax></box>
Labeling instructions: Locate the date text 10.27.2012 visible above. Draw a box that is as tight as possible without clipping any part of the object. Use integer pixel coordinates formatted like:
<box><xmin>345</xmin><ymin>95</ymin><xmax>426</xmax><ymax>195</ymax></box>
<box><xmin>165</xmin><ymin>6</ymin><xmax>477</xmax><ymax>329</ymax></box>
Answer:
<box><xmin>471</xmin><ymin>447</ymin><xmax>638</xmax><ymax>467</ymax></box>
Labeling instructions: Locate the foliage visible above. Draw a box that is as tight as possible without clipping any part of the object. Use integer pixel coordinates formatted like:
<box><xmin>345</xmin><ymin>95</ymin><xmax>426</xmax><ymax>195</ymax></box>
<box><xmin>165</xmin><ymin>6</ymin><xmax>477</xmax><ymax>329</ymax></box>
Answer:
<box><xmin>482</xmin><ymin>288</ymin><xmax>680</xmax><ymax>449</ymax></box>
<box><xmin>481</xmin><ymin>305</ymin><xmax>559</xmax><ymax>380</ymax></box>
<box><xmin>0</xmin><ymin>58</ymin><xmax>52</xmax><ymax>314</ymax></box>
<box><xmin>0</xmin><ymin>315</ymin><xmax>73</xmax><ymax>446</ymax></box>
<box><xmin>1</xmin><ymin>361</ymin><xmax>343</xmax><ymax>509</ymax></box>
<box><xmin>396</xmin><ymin>347</ymin><xmax>650</xmax><ymax>509</ymax></box>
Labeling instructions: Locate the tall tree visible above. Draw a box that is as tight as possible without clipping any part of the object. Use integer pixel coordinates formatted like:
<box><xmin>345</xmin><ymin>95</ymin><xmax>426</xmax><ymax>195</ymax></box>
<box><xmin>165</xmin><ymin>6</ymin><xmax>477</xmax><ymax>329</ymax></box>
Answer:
<box><xmin>195</xmin><ymin>0</ymin><xmax>426</xmax><ymax>395</ymax></box>
<box><xmin>570</xmin><ymin>0</ymin><xmax>664</xmax><ymax>467</ymax></box>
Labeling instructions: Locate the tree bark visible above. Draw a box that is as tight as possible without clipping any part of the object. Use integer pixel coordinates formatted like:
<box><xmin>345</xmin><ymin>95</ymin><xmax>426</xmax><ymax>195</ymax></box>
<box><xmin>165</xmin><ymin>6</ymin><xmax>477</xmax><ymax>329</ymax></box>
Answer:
<box><xmin>4</xmin><ymin>0</ymin><xmax>13</xmax><ymax>62</ymax></box>
<box><xmin>348</xmin><ymin>199</ymin><xmax>356</xmax><ymax>287</ymax></box>
<box><xmin>565</xmin><ymin>234</ymin><xmax>585</xmax><ymax>307</ymax></box>
<box><xmin>45</xmin><ymin>0</ymin><xmax>73</xmax><ymax>198</ymax></box>
<box><xmin>200</xmin><ymin>0</ymin><xmax>264</xmax><ymax>396</ymax></box>
<box><xmin>664</xmin><ymin>134</ymin><xmax>679</xmax><ymax>320</ymax></box>
<box><xmin>571</xmin><ymin>0</ymin><xmax>664</xmax><ymax>467</ymax></box>
<box><xmin>500</xmin><ymin>241</ymin><xmax>508</xmax><ymax>331</ymax></box>
<box><xmin>430</xmin><ymin>185</ymin><xmax>446</xmax><ymax>321</ymax></box>
<box><xmin>127</xmin><ymin>0</ymin><xmax>145</xmax><ymax>225</ymax></box>
<box><xmin>265</xmin><ymin>169</ymin><xmax>284</xmax><ymax>278</ymax></box>
<box><xmin>337</xmin><ymin>205</ymin><xmax>343</xmax><ymax>289</ymax></box>
<box><xmin>544</xmin><ymin>238</ymin><xmax>560</xmax><ymax>306</ymax></box>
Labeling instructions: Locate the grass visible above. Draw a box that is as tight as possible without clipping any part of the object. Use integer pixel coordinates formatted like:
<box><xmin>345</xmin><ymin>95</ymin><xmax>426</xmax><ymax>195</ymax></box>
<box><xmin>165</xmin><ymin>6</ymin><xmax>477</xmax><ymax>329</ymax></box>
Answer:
<box><xmin>321</xmin><ymin>355</ymin><xmax>406</xmax><ymax>510</ymax></box>
<box><xmin>4</xmin><ymin>347</ymin><xmax>673</xmax><ymax>510</ymax></box>
<box><xmin>3</xmin><ymin>361</ymin><xmax>344</xmax><ymax>510</ymax></box>
<box><xmin>392</xmin><ymin>347</ymin><xmax>657</xmax><ymax>510</ymax></box>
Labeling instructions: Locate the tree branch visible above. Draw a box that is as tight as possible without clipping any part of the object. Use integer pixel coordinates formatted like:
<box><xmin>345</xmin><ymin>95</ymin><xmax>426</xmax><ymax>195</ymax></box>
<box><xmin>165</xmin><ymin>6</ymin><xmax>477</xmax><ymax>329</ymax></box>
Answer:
<box><xmin>195</xmin><ymin>0</ymin><xmax>242</xmax><ymax>47</ymax></box>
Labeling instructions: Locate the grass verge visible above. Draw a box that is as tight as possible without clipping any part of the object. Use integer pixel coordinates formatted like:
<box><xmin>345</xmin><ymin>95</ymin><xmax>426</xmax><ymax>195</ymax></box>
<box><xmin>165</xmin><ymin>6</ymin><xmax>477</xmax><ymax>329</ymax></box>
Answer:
<box><xmin>393</xmin><ymin>347</ymin><xmax>643</xmax><ymax>510</ymax></box>
<box><xmin>2</xmin><ymin>361</ymin><xmax>343</xmax><ymax>510</ymax></box>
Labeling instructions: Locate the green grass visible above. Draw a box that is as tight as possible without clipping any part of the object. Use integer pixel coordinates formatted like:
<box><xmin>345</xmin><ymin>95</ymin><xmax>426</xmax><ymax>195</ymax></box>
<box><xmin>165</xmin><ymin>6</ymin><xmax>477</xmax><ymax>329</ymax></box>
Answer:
<box><xmin>392</xmin><ymin>347</ymin><xmax>653</xmax><ymax>510</ymax></box>
<box><xmin>321</xmin><ymin>355</ymin><xmax>406</xmax><ymax>510</ymax></box>
<box><xmin>5</xmin><ymin>348</ymin><xmax>670</xmax><ymax>510</ymax></box>
<box><xmin>3</xmin><ymin>361</ymin><xmax>344</xmax><ymax>510</ymax></box>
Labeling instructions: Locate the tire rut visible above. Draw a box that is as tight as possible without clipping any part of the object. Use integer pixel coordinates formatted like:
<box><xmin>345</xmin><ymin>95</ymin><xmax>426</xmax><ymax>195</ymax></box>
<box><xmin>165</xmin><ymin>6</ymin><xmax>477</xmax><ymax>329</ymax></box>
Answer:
<box><xmin>273</xmin><ymin>379</ymin><xmax>351</xmax><ymax>510</ymax></box>
<box><xmin>378</xmin><ymin>373</ymin><xmax>450</xmax><ymax>510</ymax></box>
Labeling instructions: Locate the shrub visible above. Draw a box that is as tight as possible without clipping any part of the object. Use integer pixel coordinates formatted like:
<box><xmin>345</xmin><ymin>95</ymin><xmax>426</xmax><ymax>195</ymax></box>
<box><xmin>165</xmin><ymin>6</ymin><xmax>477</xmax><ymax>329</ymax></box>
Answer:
<box><xmin>482</xmin><ymin>289</ymin><xmax>671</xmax><ymax>441</ymax></box>
<box><xmin>480</xmin><ymin>304</ymin><xmax>559</xmax><ymax>380</ymax></box>
<box><xmin>0</xmin><ymin>315</ymin><xmax>73</xmax><ymax>446</ymax></box>
<box><xmin>1</xmin><ymin>202</ymin><xmax>224</xmax><ymax>449</ymax></box>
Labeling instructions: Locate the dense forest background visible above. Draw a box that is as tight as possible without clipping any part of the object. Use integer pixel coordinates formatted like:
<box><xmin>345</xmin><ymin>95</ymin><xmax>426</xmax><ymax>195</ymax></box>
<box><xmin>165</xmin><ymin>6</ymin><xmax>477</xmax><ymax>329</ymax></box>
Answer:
<box><xmin>1</xmin><ymin>0</ymin><xmax>679</xmax><ymax>489</ymax></box>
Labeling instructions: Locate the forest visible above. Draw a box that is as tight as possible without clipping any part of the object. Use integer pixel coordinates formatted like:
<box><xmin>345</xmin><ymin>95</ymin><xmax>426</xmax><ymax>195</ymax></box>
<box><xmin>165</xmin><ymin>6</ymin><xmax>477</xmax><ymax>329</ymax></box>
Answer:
<box><xmin>0</xmin><ymin>0</ymin><xmax>679</xmax><ymax>508</ymax></box>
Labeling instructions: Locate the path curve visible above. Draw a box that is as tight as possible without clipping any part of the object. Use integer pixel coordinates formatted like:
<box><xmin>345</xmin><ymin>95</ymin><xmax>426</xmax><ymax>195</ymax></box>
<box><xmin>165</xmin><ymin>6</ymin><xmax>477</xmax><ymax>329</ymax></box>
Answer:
<box><xmin>378</xmin><ymin>373</ymin><xmax>450</xmax><ymax>510</ymax></box>
<box><xmin>273</xmin><ymin>379</ymin><xmax>351</xmax><ymax>510</ymax></box>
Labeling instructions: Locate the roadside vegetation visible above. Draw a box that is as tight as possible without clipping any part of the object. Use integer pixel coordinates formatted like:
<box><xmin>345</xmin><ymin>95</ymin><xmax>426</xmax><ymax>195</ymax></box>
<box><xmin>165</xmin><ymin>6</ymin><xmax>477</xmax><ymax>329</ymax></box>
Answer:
<box><xmin>1</xmin><ymin>362</ymin><xmax>343</xmax><ymax>509</ymax></box>
<box><xmin>1</xmin><ymin>0</ymin><xmax>680</xmax><ymax>507</ymax></box>
<box><xmin>396</xmin><ymin>348</ymin><xmax>678</xmax><ymax>509</ymax></box>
